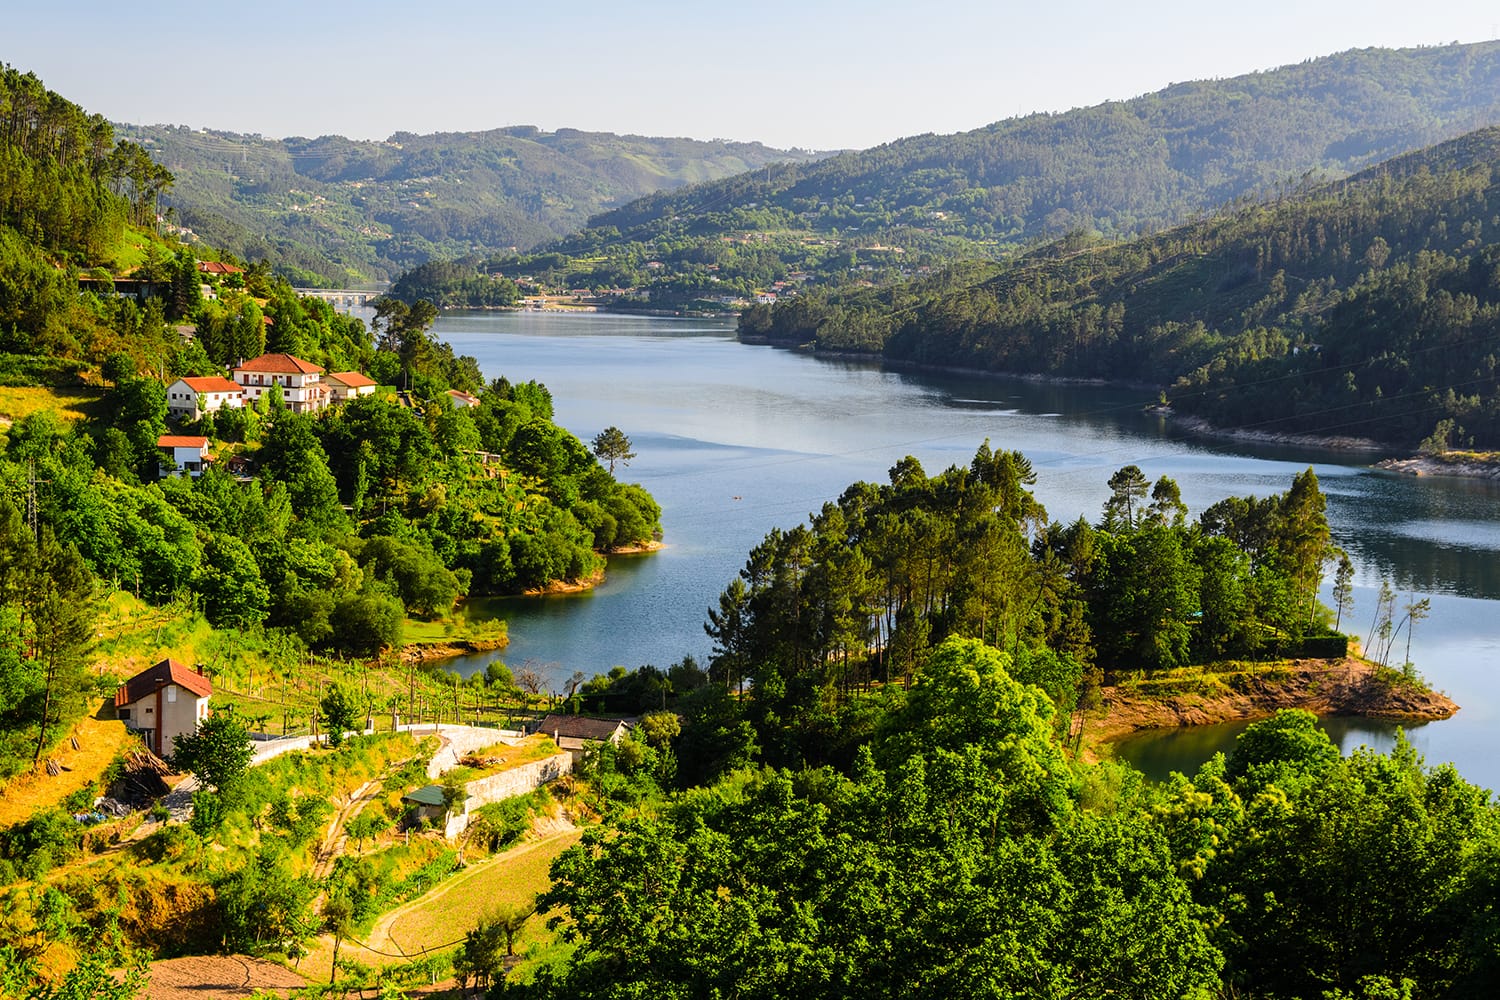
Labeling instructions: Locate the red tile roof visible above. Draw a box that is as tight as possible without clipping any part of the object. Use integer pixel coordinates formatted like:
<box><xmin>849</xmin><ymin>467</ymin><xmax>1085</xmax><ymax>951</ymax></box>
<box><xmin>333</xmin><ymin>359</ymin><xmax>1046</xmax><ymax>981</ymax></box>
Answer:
<box><xmin>157</xmin><ymin>435</ymin><xmax>209</xmax><ymax>449</ymax></box>
<box><xmin>196</xmin><ymin>261</ymin><xmax>246</xmax><ymax>275</ymax></box>
<box><xmin>234</xmin><ymin>353</ymin><xmax>323</xmax><ymax>375</ymax></box>
<box><xmin>327</xmin><ymin>371</ymin><xmax>376</xmax><ymax>388</ymax></box>
<box><xmin>447</xmin><ymin>389</ymin><xmax>480</xmax><ymax>404</ymax></box>
<box><xmin>115</xmin><ymin>658</ymin><xmax>213</xmax><ymax>706</ymax></box>
<box><xmin>179</xmin><ymin>376</ymin><xmax>242</xmax><ymax>394</ymax></box>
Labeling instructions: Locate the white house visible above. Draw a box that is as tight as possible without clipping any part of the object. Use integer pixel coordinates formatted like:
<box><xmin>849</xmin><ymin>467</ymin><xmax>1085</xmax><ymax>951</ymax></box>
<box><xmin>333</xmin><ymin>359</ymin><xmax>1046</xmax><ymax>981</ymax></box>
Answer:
<box><xmin>166</xmin><ymin>376</ymin><xmax>244</xmax><ymax>421</ymax></box>
<box><xmin>231</xmin><ymin>353</ymin><xmax>329</xmax><ymax>413</ymax></box>
<box><xmin>115</xmin><ymin>658</ymin><xmax>213</xmax><ymax>758</ymax></box>
<box><xmin>324</xmin><ymin>371</ymin><xmax>378</xmax><ymax>403</ymax></box>
<box><xmin>446</xmin><ymin>388</ymin><xmax>480</xmax><ymax>409</ymax></box>
<box><xmin>156</xmin><ymin>435</ymin><xmax>211</xmax><ymax>478</ymax></box>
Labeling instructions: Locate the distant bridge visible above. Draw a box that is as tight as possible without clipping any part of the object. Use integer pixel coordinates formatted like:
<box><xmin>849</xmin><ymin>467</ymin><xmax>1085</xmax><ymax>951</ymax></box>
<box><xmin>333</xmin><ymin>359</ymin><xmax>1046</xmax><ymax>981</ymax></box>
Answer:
<box><xmin>298</xmin><ymin>288</ymin><xmax>386</xmax><ymax>313</ymax></box>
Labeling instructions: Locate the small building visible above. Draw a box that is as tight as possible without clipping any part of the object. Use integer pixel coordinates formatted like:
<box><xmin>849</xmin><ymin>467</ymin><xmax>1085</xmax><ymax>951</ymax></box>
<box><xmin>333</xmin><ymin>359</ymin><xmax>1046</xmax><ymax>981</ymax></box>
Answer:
<box><xmin>531</xmin><ymin>715</ymin><xmax>631</xmax><ymax>761</ymax></box>
<box><xmin>231</xmin><ymin>353</ymin><xmax>329</xmax><ymax>413</ymax></box>
<box><xmin>157</xmin><ymin>435</ymin><xmax>211</xmax><ymax>478</ymax></box>
<box><xmin>324</xmin><ymin>371</ymin><xmax>378</xmax><ymax>403</ymax></box>
<box><xmin>166</xmin><ymin>376</ymin><xmax>244</xmax><ymax>421</ymax></box>
<box><xmin>115</xmin><ymin>659</ymin><xmax>213</xmax><ymax>758</ymax></box>
<box><xmin>196</xmin><ymin>261</ymin><xmax>246</xmax><ymax>277</ymax></box>
<box><xmin>446</xmin><ymin>388</ymin><xmax>480</xmax><ymax>409</ymax></box>
<box><xmin>401</xmin><ymin>784</ymin><xmax>448</xmax><ymax>825</ymax></box>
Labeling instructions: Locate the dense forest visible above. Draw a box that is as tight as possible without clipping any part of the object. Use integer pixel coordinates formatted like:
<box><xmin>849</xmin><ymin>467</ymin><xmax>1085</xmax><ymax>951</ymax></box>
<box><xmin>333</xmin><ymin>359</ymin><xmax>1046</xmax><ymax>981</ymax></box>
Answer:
<box><xmin>742</xmin><ymin>125</ymin><xmax>1500</xmax><ymax>448</ymax></box>
<box><xmin>7</xmin><ymin>52</ymin><xmax>1500</xmax><ymax>1000</ymax></box>
<box><xmin>466</xmin><ymin>41</ymin><xmax>1500</xmax><ymax>307</ymax></box>
<box><xmin>114</xmin><ymin>123</ymin><xmax>821</xmax><ymax>285</ymax></box>
<box><xmin>588</xmin><ymin>42</ymin><xmax>1500</xmax><ymax>245</ymax></box>
<box><xmin>505</xmin><ymin>455</ymin><xmax>1483</xmax><ymax>999</ymax></box>
<box><xmin>0</xmin><ymin>66</ymin><xmax>660</xmax><ymax>778</ymax></box>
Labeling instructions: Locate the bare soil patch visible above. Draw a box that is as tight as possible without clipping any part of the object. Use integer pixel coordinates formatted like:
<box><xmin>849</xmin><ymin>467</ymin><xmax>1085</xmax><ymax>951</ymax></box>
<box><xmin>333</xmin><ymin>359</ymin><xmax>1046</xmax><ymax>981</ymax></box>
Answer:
<box><xmin>143</xmin><ymin>955</ymin><xmax>304</xmax><ymax>999</ymax></box>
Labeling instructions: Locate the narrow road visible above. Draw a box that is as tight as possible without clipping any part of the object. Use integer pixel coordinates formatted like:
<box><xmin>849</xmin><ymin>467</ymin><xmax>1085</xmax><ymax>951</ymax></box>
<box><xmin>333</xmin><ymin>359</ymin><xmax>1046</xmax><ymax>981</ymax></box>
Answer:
<box><xmin>312</xmin><ymin>778</ymin><xmax>383</xmax><ymax>881</ymax></box>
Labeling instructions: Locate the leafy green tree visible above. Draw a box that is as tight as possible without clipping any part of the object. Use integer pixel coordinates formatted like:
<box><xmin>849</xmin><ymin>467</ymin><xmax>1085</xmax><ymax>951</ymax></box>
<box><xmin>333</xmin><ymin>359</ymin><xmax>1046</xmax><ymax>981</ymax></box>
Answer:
<box><xmin>1225</xmin><ymin>708</ymin><xmax>1340</xmax><ymax>784</ymax></box>
<box><xmin>16</xmin><ymin>529</ymin><xmax>95</xmax><ymax>768</ymax></box>
<box><xmin>1102</xmin><ymin>464</ymin><xmax>1149</xmax><ymax>530</ymax></box>
<box><xmin>193</xmin><ymin>534</ymin><xmax>269</xmax><ymax>629</ymax></box>
<box><xmin>172</xmin><ymin>710</ymin><xmax>252</xmax><ymax>795</ymax></box>
<box><xmin>1333</xmin><ymin>551</ymin><xmax>1356</xmax><ymax>632</ymax></box>
<box><xmin>320</xmin><ymin>683</ymin><xmax>360</xmax><ymax>747</ymax></box>
<box><xmin>590</xmin><ymin>426</ymin><xmax>636</xmax><ymax>474</ymax></box>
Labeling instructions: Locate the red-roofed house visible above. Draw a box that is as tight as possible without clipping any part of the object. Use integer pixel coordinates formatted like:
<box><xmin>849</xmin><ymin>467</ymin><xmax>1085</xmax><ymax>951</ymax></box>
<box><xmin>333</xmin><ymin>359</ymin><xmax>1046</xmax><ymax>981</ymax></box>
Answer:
<box><xmin>447</xmin><ymin>388</ymin><xmax>480</xmax><ymax>409</ymax></box>
<box><xmin>115</xmin><ymin>659</ymin><xmax>213</xmax><ymax>757</ymax></box>
<box><xmin>231</xmin><ymin>353</ymin><xmax>329</xmax><ymax>412</ymax></box>
<box><xmin>166</xmin><ymin>376</ymin><xmax>244</xmax><ymax>421</ymax></box>
<box><xmin>157</xmin><ymin>435</ymin><xmax>211</xmax><ymax>478</ymax></box>
<box><xmin>325</xmin><ymin>370</ymin><xmax>378</xmax><ymax>403</ymax></box>
<box><xmin>196</xmin><ymin>261</ymin><xmax>246</xmax><ymax>276</ymax></box>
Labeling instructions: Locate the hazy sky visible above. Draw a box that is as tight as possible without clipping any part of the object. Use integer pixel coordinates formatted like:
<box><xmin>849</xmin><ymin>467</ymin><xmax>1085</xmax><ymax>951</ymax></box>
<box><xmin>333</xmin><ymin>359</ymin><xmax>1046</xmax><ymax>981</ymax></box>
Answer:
<box><xmin>8</xmin><ymin>0</ymin><xmax>1499</xmax><ymax>150</ymax></box>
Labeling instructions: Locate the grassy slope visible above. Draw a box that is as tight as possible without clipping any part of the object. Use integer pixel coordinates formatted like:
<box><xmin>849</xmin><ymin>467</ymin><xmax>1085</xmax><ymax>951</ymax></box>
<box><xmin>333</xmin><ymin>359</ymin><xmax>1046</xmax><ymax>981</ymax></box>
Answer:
<box><xmin>0</xmin><ymin>716</ymin><xmax>132</xmax><ymax>828</ymax></box>
<box><xmin>298</xmin><ymin>823</ymin><xmax>582</xmax><ymax>981</ymax></box>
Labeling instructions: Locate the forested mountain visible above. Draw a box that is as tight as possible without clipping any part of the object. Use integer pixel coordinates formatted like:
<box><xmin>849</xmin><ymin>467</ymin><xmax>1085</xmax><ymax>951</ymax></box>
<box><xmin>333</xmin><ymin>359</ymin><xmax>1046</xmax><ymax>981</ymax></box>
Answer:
<box><xmin>455</xmin><ymin>41</ymin><xmax>1500</xmax><ymax>312</ymax></box>
<box><xmin>115</xmin><ymin>123</ymin><xmax>821</xmax><ymax>285</ymax></box>
<box><xmin>589</xmin><ymin>42</ymin><xmax>1500</xmax><ymax>243</ymax></box>
<box><xmin>743</xmin><ymin>124</ymin><xmax>1500</xmax><ymax>449</ymax></box>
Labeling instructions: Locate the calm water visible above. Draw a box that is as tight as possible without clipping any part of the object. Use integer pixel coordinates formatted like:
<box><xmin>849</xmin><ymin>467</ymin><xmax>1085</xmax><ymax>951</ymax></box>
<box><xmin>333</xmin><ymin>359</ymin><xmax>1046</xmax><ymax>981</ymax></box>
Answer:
<box><xmin>430</xmin><ymin>311</ymin><xmax>1500</xmax><ymax>790</ymax></box>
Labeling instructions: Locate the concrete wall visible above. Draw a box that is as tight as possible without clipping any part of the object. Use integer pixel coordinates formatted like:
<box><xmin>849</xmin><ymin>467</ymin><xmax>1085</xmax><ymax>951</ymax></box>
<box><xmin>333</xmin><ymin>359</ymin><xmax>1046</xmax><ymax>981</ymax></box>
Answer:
<box><xmin>422</xmin><ymin>724</ymin><xmax>526</xmax><ymax>780</ymax></box>
<box><xmin>444</xmin><ymin>751</ymin><xmax>572</xmax><ymax>840</ymax></box>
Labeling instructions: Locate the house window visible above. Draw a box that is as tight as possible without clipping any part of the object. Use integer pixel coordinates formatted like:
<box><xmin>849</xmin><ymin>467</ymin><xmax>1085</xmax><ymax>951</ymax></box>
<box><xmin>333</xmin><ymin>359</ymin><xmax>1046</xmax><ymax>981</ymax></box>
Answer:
<box><xmin>119</xmin><ymin>707</ymin><xmax>131</xmax><ymax>720</ymax></box>
<box><xmin>167</xmin><ymin>686</ymin><xmax>177</xmax><ymax>703</ymax></box>
<box><xmin>145</xmin><ymin>707</ymin><xmax>153</xmax><ymax>715</ymax></box>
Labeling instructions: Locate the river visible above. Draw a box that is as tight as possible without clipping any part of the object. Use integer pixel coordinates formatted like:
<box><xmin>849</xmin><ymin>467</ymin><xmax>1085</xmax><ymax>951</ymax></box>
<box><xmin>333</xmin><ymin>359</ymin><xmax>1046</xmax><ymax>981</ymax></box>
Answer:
<box><xmin>428</xmin><ymin>310</ymin><xmax>1500</xmax><ymax>790</ymax></box>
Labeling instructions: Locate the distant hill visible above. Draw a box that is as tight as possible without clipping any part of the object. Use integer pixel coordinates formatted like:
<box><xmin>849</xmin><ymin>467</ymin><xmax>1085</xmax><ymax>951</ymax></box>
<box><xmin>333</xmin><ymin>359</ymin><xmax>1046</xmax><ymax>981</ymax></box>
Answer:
<box><xmin>457</xmin><ymin>41</ymin><xmax>1500</xmax><ymax>314</ymax></box>
<box><xmin>117</xmin><ymin>123</ymin><xmax>822</xmax><ymax>285</ymax></box>
<box><xmin>743</xmin><ymin>125</ymin><xmax>1500</xmax><ymax>448</ymax></box>
<box><xmin>600</xmin><ymin>41</ymin><xmax>1500</xmax><ymax>240</ymax></box>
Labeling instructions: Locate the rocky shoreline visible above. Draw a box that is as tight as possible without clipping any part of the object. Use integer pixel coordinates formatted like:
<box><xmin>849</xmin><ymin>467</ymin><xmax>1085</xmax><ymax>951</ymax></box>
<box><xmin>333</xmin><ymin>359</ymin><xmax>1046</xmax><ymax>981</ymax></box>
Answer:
<box><xmin>1154</xmin><ymin>408</ymin><xmax>1387</xmax><ymax>452</ymax></box>
<box><xmin>1091</xmin><ymin>657</ymin><xmax>1457</xmax><ymax>745</ymax></box>
<box><xmin>402</xmin><ymin>636</ymin><xmax>509</xmax><ymax>663</ymax></box>
<box><xmin>1375</xmin><ymin>455</ymin><xmax>1500</xmax><ymax>479</ymax></box>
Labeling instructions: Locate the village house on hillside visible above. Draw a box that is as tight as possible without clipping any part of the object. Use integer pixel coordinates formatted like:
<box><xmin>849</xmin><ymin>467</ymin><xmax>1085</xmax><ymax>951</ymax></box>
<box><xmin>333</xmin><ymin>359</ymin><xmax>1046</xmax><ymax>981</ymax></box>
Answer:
<box><xmin>446</xmin><ymin>388</ymin><xmax>480</xmax><ymax>409</ymax></box>
<box><xmin>115</xmin><ymin>659</ymin><xmax>213</xmax><ymax>758</ymax></box>
<box><xmin>165</xmin><ymin>375</ymin><xmax>243</xmax><ymax>421</ymax></box>
<box><xmin>156</xmin><ymin>434</ymin><xmax>211</xmax><ymax>478</ymax></box>
<box><xmin>231</xmin><ymin>353</ymin><xmax>329</xmax><ymax>413</ymax></box>
<box><xmin>530</xmin><ymin>714</ymin><xmax>632</xmax><ymax>761</ymax></box>
<box><xmin>325</xmin><ymin>370</ymin><xmax>378</xmax><ymax>403</ymax></box>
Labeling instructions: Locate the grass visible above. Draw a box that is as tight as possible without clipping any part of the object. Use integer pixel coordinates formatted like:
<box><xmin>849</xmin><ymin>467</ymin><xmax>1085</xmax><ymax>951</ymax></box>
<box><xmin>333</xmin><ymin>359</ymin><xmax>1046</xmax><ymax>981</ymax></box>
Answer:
<box><xmin>298</xmin><ymin>825</ymin><xmax>582</xmax><ymax>982</ymax></box>
<box><xmin>402</xmin><ymin>614</ymin><xmax>507</xmax><ymax>646</ymax></box>
<box><xmin>0</xmin><ymin>386</ymin><xmax>106</xmax><ymax>427</ymax></box>
<box><xmin>0</xmin><ymin>715</ymin><xmax>133</xmax><ymax>829</ymax></box>
<box><xmin>378</xmin><ymin>827</ymin><xmax>579</xmax><ymax>952</ymax></box>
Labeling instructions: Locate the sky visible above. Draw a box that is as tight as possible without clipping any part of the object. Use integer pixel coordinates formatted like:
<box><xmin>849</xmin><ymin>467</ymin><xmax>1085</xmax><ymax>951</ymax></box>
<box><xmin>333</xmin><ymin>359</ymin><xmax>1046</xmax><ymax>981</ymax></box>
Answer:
<box><xmin>7</xmin><ymin>0</ymin><xmax>1500</xmax><ymax>151</ymax></box>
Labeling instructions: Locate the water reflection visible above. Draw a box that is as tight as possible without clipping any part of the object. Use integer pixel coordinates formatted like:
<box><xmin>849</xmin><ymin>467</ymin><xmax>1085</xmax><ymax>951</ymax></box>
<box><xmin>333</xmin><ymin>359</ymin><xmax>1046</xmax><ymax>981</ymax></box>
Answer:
<box><xmin>424</xmin><ymin>311</ymin><xmax>1500</xmax><ymax>789</ymax></box>
<box><xmin>1110</xmin><ymin>715</ymin><xmax>1434</xmax><ymax>783</ymax></box>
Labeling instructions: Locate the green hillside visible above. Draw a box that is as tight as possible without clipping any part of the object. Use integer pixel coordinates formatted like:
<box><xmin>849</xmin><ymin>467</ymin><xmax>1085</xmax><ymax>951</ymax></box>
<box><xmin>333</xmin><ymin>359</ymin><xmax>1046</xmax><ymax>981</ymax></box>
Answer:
<box><xmin>118</xmin><ymin>123</ymin><xmax>822</xmax><ymax>284</ymax></box>
<box><xmin>744</xmin><ymin>125</ymin><xmax>1500</xmax><ymax>448</ymax></box>
<box><xmin>452</xmin><ymin>41</ymin><xmax>1500</xmax><ymax>312</ymax></box>
<box><xmin>588</xmin><ymin>42</ymin><xmax>1500</xmax><ymax>245</ymax></box>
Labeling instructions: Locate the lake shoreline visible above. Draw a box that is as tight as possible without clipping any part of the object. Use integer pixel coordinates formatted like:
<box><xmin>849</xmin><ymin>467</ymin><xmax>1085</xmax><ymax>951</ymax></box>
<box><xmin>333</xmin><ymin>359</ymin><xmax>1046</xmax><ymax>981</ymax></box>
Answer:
<box><xmin>403</xmin><ymin>635</ymin><xmax>509</xmax><ymax>663</ymax></box>
<box><xmin>516</xmin><ymin>541</ymin><xmax>665</xmax><ymax>598</ymax></box>
<box><xmin>1375</xmin><ymin>454</ymin><xmax>1500</xmax><ymax>479</ymax></box>
<box><xmin>1089</xmin><ymin>657</ymin><xmax>1458</xmax><ymax>749</ymax></box>
<box><xmin>737</xmin><ymin>336</ymin><xmax>1420</xmax><ymax>454</ymax></box>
